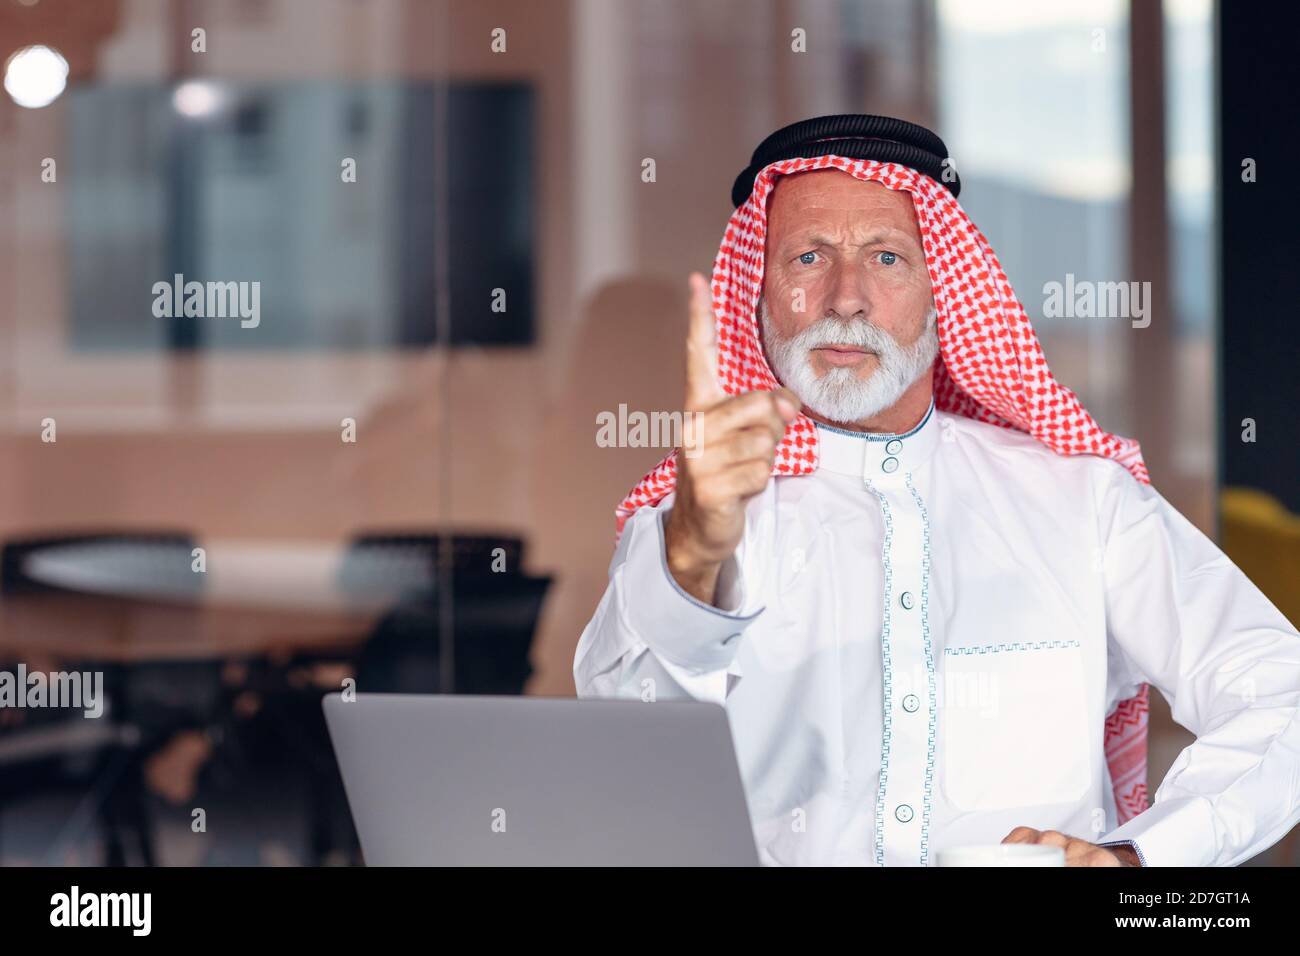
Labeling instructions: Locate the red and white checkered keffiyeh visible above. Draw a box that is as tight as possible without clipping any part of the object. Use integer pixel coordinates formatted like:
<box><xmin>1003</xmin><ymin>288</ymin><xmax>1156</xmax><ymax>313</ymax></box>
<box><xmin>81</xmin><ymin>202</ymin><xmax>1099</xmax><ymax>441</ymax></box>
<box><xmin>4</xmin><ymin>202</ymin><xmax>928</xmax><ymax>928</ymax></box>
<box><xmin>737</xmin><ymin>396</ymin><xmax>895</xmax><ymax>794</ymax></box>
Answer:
<box><xmin>614</xmin><ymin>154</ymin><xmax>1150</xmax><ymax>826</ymax></box>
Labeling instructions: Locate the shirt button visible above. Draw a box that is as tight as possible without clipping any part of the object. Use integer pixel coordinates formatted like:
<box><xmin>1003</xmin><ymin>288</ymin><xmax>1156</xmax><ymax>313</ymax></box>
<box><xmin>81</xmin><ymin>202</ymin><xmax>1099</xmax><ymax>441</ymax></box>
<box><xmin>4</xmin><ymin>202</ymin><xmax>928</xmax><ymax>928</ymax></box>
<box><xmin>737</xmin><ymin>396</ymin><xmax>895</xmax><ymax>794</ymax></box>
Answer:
<box><xmin>900</xmin><ymin>591</ymin><xmax>914</xmax><ymax>610</ymax></box>
<box><xmin>902</xmin><ymin>694</ymin><xmax>919</xmax><ymax>713</ymax></box>
<box><xmin>895</xmin><ymin>804</ymin><xmax>914</xmax><ymax>823</ymax></box>
<box><xmin>885</xmin><ymin>439</ymin><xmax>903</xmax><ymax>455</ymax></box>
<box><xmin>881</xmin><ymin>456</ymin><xmax>900</xmax><ymax>474</ymax></box>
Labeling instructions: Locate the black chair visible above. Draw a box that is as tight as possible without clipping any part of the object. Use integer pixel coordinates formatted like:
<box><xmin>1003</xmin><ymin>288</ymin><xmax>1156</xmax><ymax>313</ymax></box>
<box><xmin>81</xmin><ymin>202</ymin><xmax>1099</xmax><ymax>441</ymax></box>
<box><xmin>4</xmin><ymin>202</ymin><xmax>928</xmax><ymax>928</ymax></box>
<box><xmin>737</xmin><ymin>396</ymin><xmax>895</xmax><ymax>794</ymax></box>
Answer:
<box><xmin>343</xmin><ymin>531</ymin><xmax>546</xmax><ymax>693</ymax></box>
<box><xmin>353</xmin><ymin>576</ymin><xmax>550</xmax><ymax>695</ymax></box>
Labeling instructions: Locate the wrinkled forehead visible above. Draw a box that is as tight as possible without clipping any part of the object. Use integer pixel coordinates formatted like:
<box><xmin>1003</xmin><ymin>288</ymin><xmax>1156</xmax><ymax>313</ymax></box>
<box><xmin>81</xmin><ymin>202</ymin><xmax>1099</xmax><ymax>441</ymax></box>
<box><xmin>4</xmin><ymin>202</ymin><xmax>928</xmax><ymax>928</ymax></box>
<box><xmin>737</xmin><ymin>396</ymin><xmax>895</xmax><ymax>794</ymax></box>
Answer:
<box><xmin>765</xmin><ymin>168</ymin><xmax>922</xmax><ymax>245</ymax></box>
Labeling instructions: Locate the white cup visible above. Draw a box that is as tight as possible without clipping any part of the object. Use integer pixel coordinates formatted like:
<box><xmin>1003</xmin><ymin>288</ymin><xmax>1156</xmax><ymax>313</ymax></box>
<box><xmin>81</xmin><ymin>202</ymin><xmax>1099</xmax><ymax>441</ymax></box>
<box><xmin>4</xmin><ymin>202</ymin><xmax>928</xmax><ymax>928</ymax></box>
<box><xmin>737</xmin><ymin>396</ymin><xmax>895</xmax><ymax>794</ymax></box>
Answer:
<box><xmin>935</xmin><ymin>844</ymin><xmax>1066</xmax><ymax>867</ymax></box>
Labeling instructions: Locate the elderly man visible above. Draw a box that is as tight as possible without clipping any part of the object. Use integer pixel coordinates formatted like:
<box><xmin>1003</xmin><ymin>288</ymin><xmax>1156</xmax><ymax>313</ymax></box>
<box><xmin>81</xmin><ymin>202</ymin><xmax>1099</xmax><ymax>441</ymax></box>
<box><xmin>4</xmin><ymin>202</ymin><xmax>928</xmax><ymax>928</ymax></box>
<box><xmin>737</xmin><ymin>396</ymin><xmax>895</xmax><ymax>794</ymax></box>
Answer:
<box><xmin>573</xmin><ymin>115</ymin><xmax>1300</xmax><ymax>866</ymax></box>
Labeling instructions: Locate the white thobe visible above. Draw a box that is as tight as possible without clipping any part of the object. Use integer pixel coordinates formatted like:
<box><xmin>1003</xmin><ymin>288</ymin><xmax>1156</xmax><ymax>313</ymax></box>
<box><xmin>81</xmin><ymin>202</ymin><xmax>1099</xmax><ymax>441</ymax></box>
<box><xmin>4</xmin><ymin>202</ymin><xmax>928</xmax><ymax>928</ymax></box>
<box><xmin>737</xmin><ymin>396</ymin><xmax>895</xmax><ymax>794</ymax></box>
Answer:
<box><xmin>574</xmin><ymin>400</ymin><xmax>1300</xmax><ymax>866</ymax></box>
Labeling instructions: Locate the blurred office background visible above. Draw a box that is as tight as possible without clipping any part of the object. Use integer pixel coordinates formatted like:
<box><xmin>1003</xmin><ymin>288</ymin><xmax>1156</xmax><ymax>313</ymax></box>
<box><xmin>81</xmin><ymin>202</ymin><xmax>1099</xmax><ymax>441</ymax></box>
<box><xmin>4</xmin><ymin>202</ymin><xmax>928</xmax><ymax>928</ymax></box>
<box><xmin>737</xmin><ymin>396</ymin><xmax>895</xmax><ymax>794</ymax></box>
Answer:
<box><xmin>0</xmin><ymin>0</ymin><xmax>1293</xmax><ymax>865</ymax></box>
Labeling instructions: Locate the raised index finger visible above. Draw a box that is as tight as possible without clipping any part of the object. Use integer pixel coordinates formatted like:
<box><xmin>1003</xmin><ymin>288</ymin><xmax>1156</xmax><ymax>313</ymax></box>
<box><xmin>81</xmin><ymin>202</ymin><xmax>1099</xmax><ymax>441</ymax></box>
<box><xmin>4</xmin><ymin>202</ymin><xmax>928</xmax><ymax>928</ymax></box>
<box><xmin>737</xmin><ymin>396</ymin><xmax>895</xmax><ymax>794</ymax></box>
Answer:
<box><xmin>684</xmin><ymin>272</ymin><xmax>724</xmax><ymax>411</ymax></box>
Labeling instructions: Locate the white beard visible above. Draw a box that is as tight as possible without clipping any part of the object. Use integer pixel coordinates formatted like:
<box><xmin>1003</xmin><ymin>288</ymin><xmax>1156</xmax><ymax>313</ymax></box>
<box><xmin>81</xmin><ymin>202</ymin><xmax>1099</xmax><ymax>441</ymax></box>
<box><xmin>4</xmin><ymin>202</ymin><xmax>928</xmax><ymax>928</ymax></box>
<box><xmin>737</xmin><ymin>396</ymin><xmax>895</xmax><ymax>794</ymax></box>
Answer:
<box><xmin>759</xmin><ymin>297</ymin><xmax>939</xmax><ymax>426</ymax></box>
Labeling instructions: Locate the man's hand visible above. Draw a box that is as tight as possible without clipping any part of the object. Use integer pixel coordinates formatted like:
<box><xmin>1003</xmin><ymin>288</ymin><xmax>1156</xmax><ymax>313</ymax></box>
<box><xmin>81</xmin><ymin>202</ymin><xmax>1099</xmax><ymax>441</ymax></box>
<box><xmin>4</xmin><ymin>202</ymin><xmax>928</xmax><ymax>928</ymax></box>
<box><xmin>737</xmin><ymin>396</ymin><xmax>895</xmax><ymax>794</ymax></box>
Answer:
<box><xmin>1002</xmin><ymin>827</ymin><xmax>1139</xmax><ymax>867</ymax></box>
<box><xmin>664</xmin><ymin>273</ymin><xmax>801</xmax><ymax>605</ymax></box>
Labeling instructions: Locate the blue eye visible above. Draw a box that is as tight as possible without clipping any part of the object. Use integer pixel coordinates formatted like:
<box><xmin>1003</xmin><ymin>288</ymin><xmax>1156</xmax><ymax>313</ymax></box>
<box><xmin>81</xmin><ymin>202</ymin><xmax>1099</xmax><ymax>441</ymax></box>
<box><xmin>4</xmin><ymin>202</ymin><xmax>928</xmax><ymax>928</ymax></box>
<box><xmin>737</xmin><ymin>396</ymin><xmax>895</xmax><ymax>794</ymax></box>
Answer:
<box><xmin>880</xmin><ymin>251</ymin><xmax>898</xmax><ymax>265</ymax></box>
<box><xmin>798</xmin><ymin>252</ymin><xmax>817</xmax><ymax>265</ymax></box>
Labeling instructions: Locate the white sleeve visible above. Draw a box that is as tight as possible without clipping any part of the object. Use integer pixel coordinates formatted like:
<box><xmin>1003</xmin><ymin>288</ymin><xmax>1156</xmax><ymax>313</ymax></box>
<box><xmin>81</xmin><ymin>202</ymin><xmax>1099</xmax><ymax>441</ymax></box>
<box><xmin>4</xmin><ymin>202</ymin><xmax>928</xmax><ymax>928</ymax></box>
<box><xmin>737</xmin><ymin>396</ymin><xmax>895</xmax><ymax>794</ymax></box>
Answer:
<box><xmin>573</xmin><ymin>493</ymin><xmax>764</xmax><ymax>706</ymax></box>
<box><xmin>1092</xmin><ymin>461</ymin><xmax>1300</xmax><ymax>866</ymax></box>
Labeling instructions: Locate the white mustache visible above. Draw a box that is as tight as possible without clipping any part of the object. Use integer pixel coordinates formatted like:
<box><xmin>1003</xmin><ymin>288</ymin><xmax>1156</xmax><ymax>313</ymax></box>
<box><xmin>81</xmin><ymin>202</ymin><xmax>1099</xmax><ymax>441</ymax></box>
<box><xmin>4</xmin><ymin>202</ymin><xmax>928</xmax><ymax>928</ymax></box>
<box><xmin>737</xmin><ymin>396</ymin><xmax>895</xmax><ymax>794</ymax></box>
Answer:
<box><xmin>790</xmin><ymin>316</ymin><xmax>901</xmax><ymax>354</ymax></box>
<box><xmin>785</xmin><ymin>306</ymin><xmax>938</xmax><ymax>355</ymax></box>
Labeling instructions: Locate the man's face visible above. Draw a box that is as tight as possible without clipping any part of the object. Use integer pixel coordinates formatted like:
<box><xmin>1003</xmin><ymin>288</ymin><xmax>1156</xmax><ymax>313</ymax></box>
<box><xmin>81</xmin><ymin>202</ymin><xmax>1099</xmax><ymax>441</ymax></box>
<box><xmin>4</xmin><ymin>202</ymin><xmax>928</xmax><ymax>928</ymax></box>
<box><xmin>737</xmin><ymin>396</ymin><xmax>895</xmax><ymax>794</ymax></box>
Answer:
<box><xmin>760</xmin><ymin>170</ymin><xmax>938</xmax><ymax>424</ymax></box>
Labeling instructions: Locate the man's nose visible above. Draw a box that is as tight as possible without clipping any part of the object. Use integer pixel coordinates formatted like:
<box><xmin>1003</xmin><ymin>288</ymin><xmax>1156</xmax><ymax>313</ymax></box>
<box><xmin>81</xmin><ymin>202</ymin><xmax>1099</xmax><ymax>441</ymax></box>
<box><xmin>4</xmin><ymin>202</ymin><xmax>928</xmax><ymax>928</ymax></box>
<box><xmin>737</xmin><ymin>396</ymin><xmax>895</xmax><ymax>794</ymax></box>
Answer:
<box><xmin>822</xmin><ymin>262</ymin><xmax>872</xmax><ymax>320</ymax></box>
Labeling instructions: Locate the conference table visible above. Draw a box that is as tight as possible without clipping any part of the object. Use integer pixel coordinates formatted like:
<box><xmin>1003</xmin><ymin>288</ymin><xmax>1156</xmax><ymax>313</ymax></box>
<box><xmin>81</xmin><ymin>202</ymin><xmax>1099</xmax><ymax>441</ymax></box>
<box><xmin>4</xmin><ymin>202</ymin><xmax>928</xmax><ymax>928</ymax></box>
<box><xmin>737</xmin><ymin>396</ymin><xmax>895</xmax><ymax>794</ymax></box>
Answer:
<box><xmin>0</xmin><ymin>536</ymin><xmax>439</xmax><ymax>865</ymax></box>
<box><xmin>0</xmin><ymin>538</ymin><xmax>426</xmax><ymax>662</ymax></box>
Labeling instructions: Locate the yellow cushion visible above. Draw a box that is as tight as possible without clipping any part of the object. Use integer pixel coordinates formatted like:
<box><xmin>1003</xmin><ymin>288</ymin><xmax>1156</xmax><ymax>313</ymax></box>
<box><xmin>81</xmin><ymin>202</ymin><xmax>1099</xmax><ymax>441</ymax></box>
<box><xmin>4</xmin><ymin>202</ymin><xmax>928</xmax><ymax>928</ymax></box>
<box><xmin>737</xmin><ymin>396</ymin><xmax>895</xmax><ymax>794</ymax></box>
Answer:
<box><xmin>1221</xmin><ymin>487</ymin><xmax>1300</xmax><ymax>624</ymax></box>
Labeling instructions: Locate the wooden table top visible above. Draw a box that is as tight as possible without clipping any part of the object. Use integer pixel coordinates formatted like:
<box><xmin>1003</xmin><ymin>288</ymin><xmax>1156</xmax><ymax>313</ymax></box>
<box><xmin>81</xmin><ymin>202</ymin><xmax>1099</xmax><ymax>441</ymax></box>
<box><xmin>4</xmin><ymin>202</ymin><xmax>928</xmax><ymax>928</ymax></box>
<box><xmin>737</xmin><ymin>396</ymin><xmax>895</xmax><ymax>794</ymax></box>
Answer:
<box><xmin>0</xmin><ymin>592</ymin><xmax>383</xmax><ymax>664</ymax></box>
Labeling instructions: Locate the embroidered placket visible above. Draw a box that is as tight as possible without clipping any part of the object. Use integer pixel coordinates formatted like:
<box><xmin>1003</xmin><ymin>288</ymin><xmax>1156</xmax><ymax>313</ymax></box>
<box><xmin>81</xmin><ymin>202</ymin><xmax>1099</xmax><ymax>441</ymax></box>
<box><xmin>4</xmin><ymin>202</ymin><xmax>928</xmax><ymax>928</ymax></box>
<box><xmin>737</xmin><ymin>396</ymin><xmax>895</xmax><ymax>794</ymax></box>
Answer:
<box><xmin>866</xmin><ymin>461</ymin><xmax>933</xmax><ymax>867</ymax></box>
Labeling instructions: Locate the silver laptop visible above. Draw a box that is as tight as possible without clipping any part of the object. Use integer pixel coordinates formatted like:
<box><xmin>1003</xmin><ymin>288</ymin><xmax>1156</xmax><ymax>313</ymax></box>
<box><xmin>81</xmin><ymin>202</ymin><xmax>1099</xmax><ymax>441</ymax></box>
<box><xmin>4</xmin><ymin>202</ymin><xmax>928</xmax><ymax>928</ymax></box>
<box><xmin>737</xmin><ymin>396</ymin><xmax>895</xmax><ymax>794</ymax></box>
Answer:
<box><xmin>322</xmin><ymin>693</ymin><xmax>760</xmax><ymax>866</ymax></box>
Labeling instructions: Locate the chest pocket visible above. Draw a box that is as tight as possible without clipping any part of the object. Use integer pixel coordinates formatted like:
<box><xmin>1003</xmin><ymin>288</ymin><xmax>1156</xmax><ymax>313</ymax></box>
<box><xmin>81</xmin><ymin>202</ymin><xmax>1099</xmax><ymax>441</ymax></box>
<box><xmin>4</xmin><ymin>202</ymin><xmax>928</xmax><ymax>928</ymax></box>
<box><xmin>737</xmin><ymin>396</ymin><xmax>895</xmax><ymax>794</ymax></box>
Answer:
<box><xmin>939</xmin><ymin>641</ymin><xmax>1091</xmax><ymax>812</ymax></box>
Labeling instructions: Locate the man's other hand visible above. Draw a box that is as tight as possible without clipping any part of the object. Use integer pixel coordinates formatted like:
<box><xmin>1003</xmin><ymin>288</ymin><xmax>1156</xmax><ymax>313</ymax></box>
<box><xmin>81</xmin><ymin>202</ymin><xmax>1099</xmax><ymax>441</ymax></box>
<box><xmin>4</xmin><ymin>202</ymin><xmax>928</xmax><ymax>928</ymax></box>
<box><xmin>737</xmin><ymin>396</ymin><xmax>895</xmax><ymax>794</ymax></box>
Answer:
<box><xmin>1002</xmin><ymin>827</ymin><xmax>1139</xmax><ymax>867</ymax></box>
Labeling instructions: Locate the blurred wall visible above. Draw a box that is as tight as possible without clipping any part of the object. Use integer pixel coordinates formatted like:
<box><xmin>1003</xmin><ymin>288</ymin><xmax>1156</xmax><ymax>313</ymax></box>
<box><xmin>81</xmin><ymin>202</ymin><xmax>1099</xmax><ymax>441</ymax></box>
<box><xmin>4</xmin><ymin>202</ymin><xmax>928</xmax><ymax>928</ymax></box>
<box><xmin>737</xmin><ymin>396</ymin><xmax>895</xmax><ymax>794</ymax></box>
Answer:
<box><xmin>0</xmin><ymin>0</ymin><xmax>1221</xmax><ymax>705</ymax></box>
